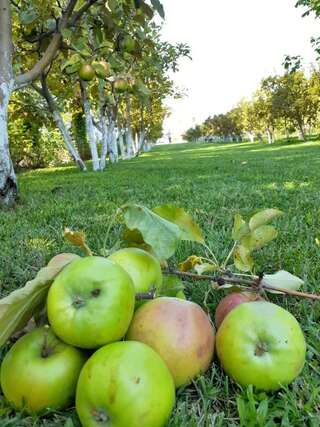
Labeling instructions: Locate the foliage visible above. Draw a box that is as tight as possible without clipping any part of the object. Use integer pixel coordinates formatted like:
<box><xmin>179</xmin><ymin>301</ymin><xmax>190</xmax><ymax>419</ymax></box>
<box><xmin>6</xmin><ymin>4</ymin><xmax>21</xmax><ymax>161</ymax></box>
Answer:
<box><xmin>183</xmin><ymin>69</ymin><xmax>320</xmax><ymax>143</ymax></box>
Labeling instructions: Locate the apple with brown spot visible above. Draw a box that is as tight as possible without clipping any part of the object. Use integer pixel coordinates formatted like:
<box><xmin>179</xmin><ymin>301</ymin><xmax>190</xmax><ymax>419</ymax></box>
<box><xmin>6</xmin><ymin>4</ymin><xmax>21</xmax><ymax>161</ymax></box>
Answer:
<box><xmin>215</xmin><ymin>292</ymin><xmax>263</xmax><ymax>329</ymax></box>
<box><xmin>126</xmin><ymin>297</ymin><xmax>215</xmax><ymax>388</ymax></box>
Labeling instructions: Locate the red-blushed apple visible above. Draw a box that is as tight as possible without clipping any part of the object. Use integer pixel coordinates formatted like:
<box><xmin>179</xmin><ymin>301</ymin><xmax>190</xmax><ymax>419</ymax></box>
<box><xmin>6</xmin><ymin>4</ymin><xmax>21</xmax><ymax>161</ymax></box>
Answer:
<box><xmin>215</xmin><ymin>292</ymin><xmax>263</xmax><ymax>328</ymax></box>
<box><xmin>126</xmin><ymin>297</ymin><xmax>215</xmax><ymax>387</ymax></box>
<box><xmin>0</xmin><ymin>327</ymin><xmax>86</xmax><ymax>413</ymax></box>
<box><xmin>216</xmin><ymin>301</ymin><xmax>306</xmax><ymax>391</ymax></box>
<box><xmin>108</xmin><ymin>247</ymin><xmax>162</xmax><ymax>294</ymax></box>
<box><xmin>47</xmin><ymin>256</ymin><xmax>135</xmax><ymax>349</ymax></box>
<box><xmin>76</xmin><ymin>341</ymin><xmax>175</xmax><ymax>427</ymax></box>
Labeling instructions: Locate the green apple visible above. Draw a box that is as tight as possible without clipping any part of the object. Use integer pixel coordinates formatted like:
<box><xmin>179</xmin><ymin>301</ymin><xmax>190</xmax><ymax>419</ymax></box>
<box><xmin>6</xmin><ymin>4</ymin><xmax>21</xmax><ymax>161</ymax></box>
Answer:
<box><xmin>215</xmin><ymin>292</ymin><xmax>263</xmax><ymax>328</ymax></box>
<box><xmin>76</xmin><ymin>341</ymin><xmax>175</xmax><ymax>427</ymax></box>
<box><xmin>127</xmin><ymin>297</ymin><xmax>215</xmax><ymax>387</ymax></box>
<box><xmin>114</xmin><ymin>78</ymin><xmax>128</xmax><ymax>93</ymax></box>
<box><xmin>79</xmin><ymin>64</ymin><xmax>95</xmax><ymax>81</ymax></box>
<box><xmin>108</xmin><ymin>247</ymin><xmax>162</xmax><ymax>294</ymax></box>
<box><xmin>47</xmin><ymin>256</ymin><xmax>135</xmax><ymax>349</ymax></box>
<box><xmin>216</xmin><ymin>301</ymin><xmax>306</xmax><ymax>391</ymax></box>
<box><xmin>0</xmin><ymin>327</ymin><xmax>86</xmax><ymax>413</ymax></box>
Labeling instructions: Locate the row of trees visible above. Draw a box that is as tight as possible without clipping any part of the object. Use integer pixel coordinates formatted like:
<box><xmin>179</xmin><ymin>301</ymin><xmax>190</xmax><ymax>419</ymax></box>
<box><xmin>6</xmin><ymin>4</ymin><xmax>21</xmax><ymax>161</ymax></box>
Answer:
<box><xmin>184</xmin><ymin>0</ymin><xmax>320</xmax><ymax>144</ymax></box>
<box><xmin>0</xmin><ymin>0</ymin><xmax>190</xmax><ymax>206</ymax></box>
<box><xmin>183</xmin><ymin>68</ymin><xmax>320</xmax><ymax>144</ymax></box>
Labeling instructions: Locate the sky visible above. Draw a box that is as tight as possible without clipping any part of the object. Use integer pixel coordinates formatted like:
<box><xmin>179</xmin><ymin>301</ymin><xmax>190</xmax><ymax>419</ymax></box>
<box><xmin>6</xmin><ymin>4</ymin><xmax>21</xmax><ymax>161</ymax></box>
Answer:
<box><xmin>159</xmin><ymin>0</ymin><xmax>320</xmax><ymax>141</ymax></box>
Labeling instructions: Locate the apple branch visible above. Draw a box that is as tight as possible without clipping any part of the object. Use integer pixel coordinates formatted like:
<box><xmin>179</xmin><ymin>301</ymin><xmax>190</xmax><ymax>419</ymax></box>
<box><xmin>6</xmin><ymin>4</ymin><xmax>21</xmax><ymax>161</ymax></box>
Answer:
<box><xmin>164</xmin><ymin>270</ymin><xmax>320</xmax><ymax>301</ymax></box>
<box><xmin>14</xmin><ymin>0</ymin><xmax>99</xmax><ymax>89</ymax></box>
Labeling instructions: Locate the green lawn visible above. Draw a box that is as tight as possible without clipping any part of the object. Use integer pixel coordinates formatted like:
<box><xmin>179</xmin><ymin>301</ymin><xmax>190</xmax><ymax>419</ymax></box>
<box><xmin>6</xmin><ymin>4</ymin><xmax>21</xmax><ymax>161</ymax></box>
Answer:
<box><xmin>1</xmin><ymin>139</ymin><xmax>320</xmax><ymax>426</ymax></box>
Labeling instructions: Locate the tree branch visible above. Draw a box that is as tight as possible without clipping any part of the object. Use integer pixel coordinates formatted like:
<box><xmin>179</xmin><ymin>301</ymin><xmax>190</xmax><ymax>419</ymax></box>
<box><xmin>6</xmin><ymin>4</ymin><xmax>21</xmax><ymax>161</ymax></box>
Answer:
<box><xmin>14</xmin><ymin>0</ymin><xmax>99</xmax><ymax>89</ymax></box>
<box><xmin>164</xmin><ymin>270</ymin><xmax>320</xmax><ymax>302</ymax></box>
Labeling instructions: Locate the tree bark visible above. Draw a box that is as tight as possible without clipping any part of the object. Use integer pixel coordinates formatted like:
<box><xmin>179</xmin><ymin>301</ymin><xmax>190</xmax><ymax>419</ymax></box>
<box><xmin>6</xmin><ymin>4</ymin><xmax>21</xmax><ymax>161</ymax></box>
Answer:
<box><xmin>118</xmin><ymin>129</ymin><xmax>126</xmax><ymax>159</ymax></box>
<box><xmin>125</xmin><ymin>93</ymin><xmax>134</xmax><ymax>158</ymax></box>
<box><xmin>266</xmin><ymin>128</ymin><xmax>274</xmax><ymax>144</ymax></box>
<box><xmin>35</xmin><ymin>77</ymin><xmax>86</xmax><ymax>170</ymax></box>
<box><xmin>0</xmin><ymin>0</ymin><xmax>17</xmax><ymax>207</ymax></box>
<box><xmin>297</xmin><ymin>122</ymin><xmax>306</xmax><ymax>141</ymax></box>
<box><xmin>80</xmin><ymin>80</ymin><xmax>99</xmax><ymax>170</ymax></box>
<box><xmin>98</xmin><ymin>80</ymin><xmax>109</xmax><ymax>170</ymax></box>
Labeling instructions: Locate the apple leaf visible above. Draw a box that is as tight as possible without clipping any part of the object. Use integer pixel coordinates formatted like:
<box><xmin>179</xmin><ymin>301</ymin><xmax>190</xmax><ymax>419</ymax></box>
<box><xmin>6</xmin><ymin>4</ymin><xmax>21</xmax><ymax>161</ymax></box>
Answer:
<box><xmin>122</xmin><ymin>204</ymin><xmax>181</xmax><ymax>260</ymax></box>
<box><xmin>159</xmin><ymin>275</ymin><xmax>185</xmax><ymax>298</ymax></box>
<box><xmin>150</xmin><ymin>0</ymin><xmax>165</xmax><ymax>18</ymax></box>
<box><xmin>262</xmin><ymin>270</ymin><xmax>304</xmax><ymax>294</ymax></box>
<box><xmin>232</xmin><ymin>213</ymin><xmax>250</xmax><ymax>241</ymax></box>
<box><xmin>241</xmin><ymin>225</ymin><xmax>278</xmax><ymax>251</ymax></box>
<box><xmin>153</xmin><ymin>205</ymin><xmax>205</xmax><ymax>244</ymax></box>
<box><xmin>234</xmin><ymin>245</ymin><xmax>254</xmax><ymax>272</ymax></box>
<box><xmin>194</xmin><ymin>263</ymin><xmax>218</xmax><ymax>275</ymax></box>
<box><xmin>122</xmin><ymin>228</ymin><xmax>145</xmax><ymax>245</ymax></box>
<box><xmin>249</xmin><ymin>209</ymin><xmax>283</xmax><ymax>231</ymax></box>
<box><xmin>178</xmin><ymin>255</ymin><xmax>202</xmax><ymax>272</ymax></box>
<box><xmin>0</xmin><ymin>255</ymin><xmax>78</xmax><ymax>348</ymax></box>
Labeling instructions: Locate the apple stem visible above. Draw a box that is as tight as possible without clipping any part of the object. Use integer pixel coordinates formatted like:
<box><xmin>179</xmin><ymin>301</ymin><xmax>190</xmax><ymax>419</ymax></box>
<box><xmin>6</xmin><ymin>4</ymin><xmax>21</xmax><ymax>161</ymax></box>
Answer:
<box><xmin>135</xmin><ymin>289</ymin><xmax>156</xmax><ymax>301</ymax></box>
<box><xmin>164</xmin><ymin>270</ymin><xmax>320</xmax><ymax>302</ymax></box>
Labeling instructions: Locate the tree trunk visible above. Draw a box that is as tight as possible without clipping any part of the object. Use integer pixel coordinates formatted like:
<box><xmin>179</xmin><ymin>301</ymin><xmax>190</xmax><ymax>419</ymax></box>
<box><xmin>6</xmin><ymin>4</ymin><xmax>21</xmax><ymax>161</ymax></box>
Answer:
<box><xmin>80</xmin><ymin>80</ymin><xmax>99</xmax><ymax>170</ymax></box>
<box><xmin>98</xmin><ymin>80</ymin><xmax>109</xmax><ymax>170</ymax></box>
<box><xmin>297</xmin><ymin>122</ymin><xmax>306</xmax><ymax>141</ymax></box>
<box><xmin>248</xmin><ymin>132</ymin><xmax>255</xmax><ymax>143</ymax></box>
<box><xmin>118</xmin><ymin>130</ymin><xmax>126</xmax><ymax>159</ymax></box>
<box><xmin>0</xmin><ymin>0</ymin><xmax>17</xmax><ymax>207</ymax></box>
<box><xmin>38</xmin><ymin>76</ymin><xmax>86</xmax><ymax>170</ymax></box>
<box><xmin>266</xmin><ymin>128</ymin><xmax>273</xmax><ymax>144</ymax></box>
<box><xmin>125</xmin><ymin>93</ymin><xmax>134</xmax><ymax>158</ymax></box>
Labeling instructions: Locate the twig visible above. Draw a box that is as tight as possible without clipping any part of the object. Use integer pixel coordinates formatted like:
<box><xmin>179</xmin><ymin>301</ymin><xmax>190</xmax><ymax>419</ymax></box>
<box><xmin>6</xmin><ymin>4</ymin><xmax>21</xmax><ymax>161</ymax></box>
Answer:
<box><xmin>164</xmin><ymin>270</ymin><xmax>320</xmax><ymax>302</ymax></box>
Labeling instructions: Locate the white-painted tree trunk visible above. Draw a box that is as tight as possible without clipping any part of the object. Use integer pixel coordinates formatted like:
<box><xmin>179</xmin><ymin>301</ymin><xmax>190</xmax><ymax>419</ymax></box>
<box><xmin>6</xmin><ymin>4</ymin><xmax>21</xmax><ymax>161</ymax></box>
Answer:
<box><xmin>37</xmin><ymin>76</ymin><xmax>86</xmax><ymax>170</ymax></box>
<box><xmin>138</xmin><ymin>129</ymin><xmax>146</xmax><ymax>152</ymax></box>
<box><xmin>266</xmin><ymin>128</ymin><xmax>273</xmax><ymax>144</ymax></box>
<box><xmin>98</xmin><ymin>80</ymin><xmax>109</xmax><ymax>171</ymax></box>
<box><xmin>108</xmin><ymin>121</ymin><xmax>118</xmax><ymax>164</ymax></box>
<box><xmin>52</xmin><ymin>111</ymin><xmax>87</xmax><ymax>170</ymax></box>
<box><xmin>248</xmin><ymin>132</ymin><xmax>255</xmax><ymax>143</ymax></box>
<box><xmin>118</xmin><ymin>130</ymin><xmax>126</xmax><ymax>159</ymax></box>
<box><xmin>80</xmin><ymin>80</ymin><xmax>99</xmax><ymax>171</ymax></box>
<box><xmin>298</xmin><ymin>123</ymin><xmax>306</xmax><ymax>141</ymax></box>
<box><xmin>0</xmin><ymin>0</ymin><xmax>17</xmax><ymax>206</ymax></box>
<box><xmin>125</xmin><ymin>94</ymin><xmax>134</xmax><ymax>159</ymax></box>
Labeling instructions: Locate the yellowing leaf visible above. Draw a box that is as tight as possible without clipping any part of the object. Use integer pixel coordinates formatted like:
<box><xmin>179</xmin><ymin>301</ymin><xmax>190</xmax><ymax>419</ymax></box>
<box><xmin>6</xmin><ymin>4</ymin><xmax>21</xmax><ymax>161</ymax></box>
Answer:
<box><xmin>234</xmin><ymin>245</ymin><xmax>254</xmax><ymax>272</ymax></box>
<box><xmin>0</xmin><ymin>255</ymin><xmax>77</xmax><ymax>348</ymax></box>
<box><xmin>262</xmin><ymin>270</ymin><xmax>304</xmax><ymax>294</ymax></box>
<box><xmin>64</xmin><ymin>228</ymin><xmax>92</xmax><ymax>256</ymax></box>
<box><xmin>194</xmin><ymin>263</ymin><xmax>218</xmax><ymax>275</ymax></box>
<box><xmin>153</xmin><ymin>205</ymin><xmax>204</xmax><ymax>244</ymax></box>
<box><xmin>249</xmin><ymin>209</ymin><xmax>283</xmax><ymax>231</ymax></box>
<box><xmin>178</xmin><ymin>255</ymin><xmax>202</xmax><ymax>272</ymax></box>
<box><xmin>242</xmin><ymin>225</ymin><xmax>278</xmax><ymax>251</ymax></box>
<box><xmin>232</xmin><ymin>213</ymin><xmax>250</xmax><ymax>241</ymax></box>
<box><xmin>122</xmin><ymin>204</ymin><xmax>182</xmax><ymax>260</ymax></box>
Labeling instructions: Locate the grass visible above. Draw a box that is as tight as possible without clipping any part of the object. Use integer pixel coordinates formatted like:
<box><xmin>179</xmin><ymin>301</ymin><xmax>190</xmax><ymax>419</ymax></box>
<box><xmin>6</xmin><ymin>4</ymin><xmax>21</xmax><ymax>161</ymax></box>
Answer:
<box><xmin>1</xmin><ymin>138</ymin><xmax>320</xmax><ymax>426</ymax></box>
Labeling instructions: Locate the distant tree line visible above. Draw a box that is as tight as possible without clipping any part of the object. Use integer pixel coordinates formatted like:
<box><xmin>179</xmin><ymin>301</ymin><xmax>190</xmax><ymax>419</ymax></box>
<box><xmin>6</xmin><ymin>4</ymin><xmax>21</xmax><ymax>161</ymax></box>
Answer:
<box><xmin>183</xmin><ymin>67</ymin><xmax>320</xmax><ymax>144</ymax></box>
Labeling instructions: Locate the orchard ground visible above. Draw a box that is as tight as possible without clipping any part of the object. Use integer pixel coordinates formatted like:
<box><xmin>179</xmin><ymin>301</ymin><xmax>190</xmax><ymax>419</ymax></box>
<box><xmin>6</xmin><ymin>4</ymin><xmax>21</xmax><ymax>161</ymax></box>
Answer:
<box><xmin>1</xmin><ymin>138</ymin><xmax>320</xmax><ymax>426</ymax></box>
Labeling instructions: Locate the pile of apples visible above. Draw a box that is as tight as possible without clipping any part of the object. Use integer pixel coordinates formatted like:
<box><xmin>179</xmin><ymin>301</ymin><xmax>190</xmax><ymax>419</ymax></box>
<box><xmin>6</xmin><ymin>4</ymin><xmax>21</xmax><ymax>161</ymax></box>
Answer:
<box><xmin>0</xmin><ymin>248</ymin><xmax>306</xmax><ymax>427</ymax></box>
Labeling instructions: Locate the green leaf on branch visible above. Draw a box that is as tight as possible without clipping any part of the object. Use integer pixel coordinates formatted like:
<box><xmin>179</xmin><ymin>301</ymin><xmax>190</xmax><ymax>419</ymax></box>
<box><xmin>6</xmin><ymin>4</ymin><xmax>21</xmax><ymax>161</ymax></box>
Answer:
<box><xmin>262</xmin><ymin>270</ymin><xmax>304</xmax><ymax>294</ymax></box>
<box><xmin>20</xmin><ymin>9</ymin><xmax>38</xmax><ymax>25</ymax></box>
<box><xmin>249</xmin><ymin>209</ymin><xmax>283</xmax><ymax>231</ymax></box>
<box><xmin>150</xmin><ymin>0</ymin><xmax>165</xmax><ymax>18</ymax></box>
<box><xmin>241</xmin><ymin>225</ymin><xmax>278</xmax><ymax>251</ymax></box>
<box><xmin>234</xmin><ymin>245</ymin><xmax>254</xmax><ymax>272</ymax></box>
<box><xmin>153</xmin><ymin>205</ymin><xmax>204</xmax><ymax>244</ymax></box>
<box><xmin>159</xmin><ymin>275</ymin><xmax>185</xmax><ymax>298</ymax></box>
<box><xmin>122</xmin><ymin>204</ymin><xmax>181</xmax><ymax>260</ymax></box>
<box><xmin>232</xmin><ymin>213</ymin><xmax>250</xmax><ymax>240</ymax></box>
<box><xmin>0</xmin><ymin>255</ymin><xmax>78</xmax><ymax>348</ymax></box>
